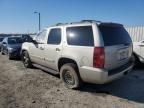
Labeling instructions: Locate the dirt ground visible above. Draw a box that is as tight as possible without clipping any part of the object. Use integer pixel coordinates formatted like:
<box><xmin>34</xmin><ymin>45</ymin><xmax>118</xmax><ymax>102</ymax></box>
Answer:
<box><xmin>0</xmin><ymin>54</ymin><xmax>144</xmax><ymax>108</ymax></box>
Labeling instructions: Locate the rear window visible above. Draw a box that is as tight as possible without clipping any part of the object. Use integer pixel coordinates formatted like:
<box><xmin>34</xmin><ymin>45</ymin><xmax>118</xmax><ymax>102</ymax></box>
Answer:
<box><xmin>66</xmin><ymin>26</ymin><xmax>94</xmax><ymax>46</ymax></box>
<box><xmin>8</xmin><ymin>37</ymin><xmax>23</xmax><ymax>44</ymax></box>
<box><xmin>99</xmin><ymin>25</ymin><xmax>132</xmax><ymax>46</ymax></box>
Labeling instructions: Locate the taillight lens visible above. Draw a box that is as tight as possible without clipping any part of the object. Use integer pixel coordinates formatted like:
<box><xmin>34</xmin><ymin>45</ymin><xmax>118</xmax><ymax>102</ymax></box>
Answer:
<box><xmin>93</xmin><ymin>47</ymin><xmax>105</xmax><ymax>68</ymax></box>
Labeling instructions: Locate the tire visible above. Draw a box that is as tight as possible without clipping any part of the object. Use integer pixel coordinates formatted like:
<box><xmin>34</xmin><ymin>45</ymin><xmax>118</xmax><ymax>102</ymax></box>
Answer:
<box><xmin>1</xmin><ymin>48</ymin><xmax>5</xmax><ymax>55</ymax></box>
<box><xmin>6</xmin><ymin>50</ymin><xmax>13</xmax><ymax>60</ymax></box>
<box><xmin>133</xmin><ymin>54</ymin><xmax>141</xmax><ymax>67</ymax></box>
<box><xmin>8</xmin><ymin>55</ymin><xmax>12</xmax><ymax>60</ymax></box>
<box><xmin>60</xmin><ymin>63</ymin><xmax>82</xmax><ymax>89</ymax></box>
<box><xmin>22</xmin><ymin>51</ymin><xmax>32</xmax><ymax>68</ymax></box>
<box><xmin>8</xmin><ymin>53</ymin><xmax>13</xmax><ymax>60</ymax></box>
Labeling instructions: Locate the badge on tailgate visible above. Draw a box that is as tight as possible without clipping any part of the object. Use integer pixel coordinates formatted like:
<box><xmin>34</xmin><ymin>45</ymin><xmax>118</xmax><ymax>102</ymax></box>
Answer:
<box><xmin>117</xmin><ymin>48</ymin><xmax>129</xmax><ymax>61</ymax></box>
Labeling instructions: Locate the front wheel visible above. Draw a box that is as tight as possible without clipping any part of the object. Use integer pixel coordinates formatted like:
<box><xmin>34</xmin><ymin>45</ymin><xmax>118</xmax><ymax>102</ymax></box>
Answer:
<box><xmin>22</xmin><ymin>51</ymin><xmax>32</xmax><ymax>68</ymax></box>
<box><xmin>8</xmin><ymin>54</ymin><xmax>13</xmax><ymax>60</ymax></box>
<box><xmin>1</xmin><ymin>48</ymin><xmax>5</xmax><ymax>55</ymax></box>
<box><xmin>60</xmin><ymin>63</ymin><xmax>82</xmax><ymax>89</ymax></box>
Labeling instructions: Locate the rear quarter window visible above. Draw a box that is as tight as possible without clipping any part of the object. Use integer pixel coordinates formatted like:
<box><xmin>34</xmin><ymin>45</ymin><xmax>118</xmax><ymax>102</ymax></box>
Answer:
<box><xmin>66</xmin><ymin>26</ymin><xmax>94</xmax><ymax>46</ymax></box>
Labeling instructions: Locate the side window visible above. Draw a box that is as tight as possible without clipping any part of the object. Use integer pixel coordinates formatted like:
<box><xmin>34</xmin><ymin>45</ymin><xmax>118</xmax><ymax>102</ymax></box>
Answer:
<box><xmin>0</xmin><ymin>38</ymin><xmax>3</xmax><ymax>42</ymax></box>
<box><xmin>35</xmin><ymin>30</ymin><xmax>47</xmax><ymax>43</ymax></box>
<box><xmin>47</xmin><ymin>28</ymin><xmax>61</xmax><ymax>45</ymax></box>
<box><xmin>66</xmin><ymin>26</ymin><xmax>94</xmax><ymax>46</ymax></box>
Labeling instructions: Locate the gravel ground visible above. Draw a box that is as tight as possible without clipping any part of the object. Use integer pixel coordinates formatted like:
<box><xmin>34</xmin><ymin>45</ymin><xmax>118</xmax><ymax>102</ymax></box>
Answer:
<box><xmin>0</xmin><ymin>54</ymin><xmax>144</xmax><ymax>108</ymax></box>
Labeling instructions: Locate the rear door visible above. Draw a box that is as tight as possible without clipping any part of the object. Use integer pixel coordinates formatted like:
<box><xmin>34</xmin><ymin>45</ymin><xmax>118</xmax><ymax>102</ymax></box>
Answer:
<box><xmin>99</xmin><ymin>24</ymin><xmax>132</xmax><ymax>70</ymax></box>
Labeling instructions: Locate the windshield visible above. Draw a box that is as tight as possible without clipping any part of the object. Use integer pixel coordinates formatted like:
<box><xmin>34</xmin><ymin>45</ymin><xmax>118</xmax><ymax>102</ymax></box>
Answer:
<box><xmin>99</xmin><ymin>25</ymin><xmax>132</xmax><ymax>46</ymax></box>
<box><xmin>8</xmin><ymin>37</ymin><xmax>23</xmax><ymax>44</ymax></box>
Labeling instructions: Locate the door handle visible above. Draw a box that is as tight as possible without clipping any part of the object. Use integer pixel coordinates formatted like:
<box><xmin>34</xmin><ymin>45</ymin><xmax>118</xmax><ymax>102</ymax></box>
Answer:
<box><xmin>56</xmin><ymin>48</ymin><xmax>60</xmax><ymax>51</ymax></box>
<box><xmin>40</xmin><ymin>47</ymin><xmax>44</xmax><ymax>50</ymax></box>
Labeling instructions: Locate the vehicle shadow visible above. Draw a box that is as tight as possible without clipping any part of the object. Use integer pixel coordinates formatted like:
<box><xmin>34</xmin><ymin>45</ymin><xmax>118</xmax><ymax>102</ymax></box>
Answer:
<box><xmin>80</xmin><ymin>64</ymin><xmax>144</xmax><ymax>103</ymax></box>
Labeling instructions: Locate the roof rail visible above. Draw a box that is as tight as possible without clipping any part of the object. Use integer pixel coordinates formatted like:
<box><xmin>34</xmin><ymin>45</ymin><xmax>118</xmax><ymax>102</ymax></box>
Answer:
<box><xmin>54</xmin><ymin>20</ymin><xmax>102</xmax><ymax>26</ymax></box>
<box><xmin>55</xmin><ymin>23</ymin><xmax>64</xmax><ymax>26</ymax></box>
<box><xmin>81</xmin><ymin>20</ymin><xmax>101</xmax><ymax>23</ymax></box>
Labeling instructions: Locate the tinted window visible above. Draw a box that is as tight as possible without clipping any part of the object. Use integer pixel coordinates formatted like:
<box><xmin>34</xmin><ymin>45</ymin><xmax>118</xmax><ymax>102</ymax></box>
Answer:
<box><xmin>0</xmin><ymin>38</ymin><xmax>4</xmax><ymax>42</ymax></box>
<box><xmin>47</xmin><ymin>28</ymin><xmax>61</xmax><ymax>45</ymax></box>
<box><xmin>8</xmin><ymin>37</ymin><xmax>23</xmax><ymax>44</ymax></box>
<box><xmin>66</xmin><ymin>26</ymin><xmax>94</xmax><ymax>46</ymax></box>
<box><xmin>99</xmin><ymin>25</ymin><xmax>132</xmax><ymax>46</ymax></box>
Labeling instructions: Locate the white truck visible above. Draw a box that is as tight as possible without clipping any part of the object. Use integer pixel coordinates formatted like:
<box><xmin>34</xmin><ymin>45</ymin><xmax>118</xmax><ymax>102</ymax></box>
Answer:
<box><xmin>126</xmin><ymin>26</ymin><xmax>144</xmax><ymax>64</ymax></box>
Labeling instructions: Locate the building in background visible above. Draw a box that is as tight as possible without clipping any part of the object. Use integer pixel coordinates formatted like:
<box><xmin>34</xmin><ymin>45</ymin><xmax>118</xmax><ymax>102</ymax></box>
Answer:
<box><xmin>125</xmin><ymin>26</ymin><xmax>144</xmax><ymax>42</ymax></box>
<box><xmin>126</xmin><ymin>26</ymin><xmax>144</xmax><ymax>64</ymax></box>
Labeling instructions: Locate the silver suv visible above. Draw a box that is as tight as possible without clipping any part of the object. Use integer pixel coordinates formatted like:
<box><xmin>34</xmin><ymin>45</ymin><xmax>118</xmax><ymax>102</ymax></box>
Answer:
<box><xmin>21</xmin><ymin>20</ymin><xmax>133</xmax><ymax>89</ymax></box>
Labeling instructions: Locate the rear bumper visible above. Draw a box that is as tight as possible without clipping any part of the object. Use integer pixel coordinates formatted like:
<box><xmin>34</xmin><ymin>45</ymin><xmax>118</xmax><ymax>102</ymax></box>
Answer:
<box><xmin>79</xmin><ymin>61</ymin><xmax>134</xmax><ymax>84</ymax></box>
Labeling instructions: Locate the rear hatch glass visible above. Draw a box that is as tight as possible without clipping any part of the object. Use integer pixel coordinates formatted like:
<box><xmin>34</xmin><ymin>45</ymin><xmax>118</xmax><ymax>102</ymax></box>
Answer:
<box><xmin>99</xmin><ymin>24</ymin><xmax>132</xmax><ymax>46</ymax></box>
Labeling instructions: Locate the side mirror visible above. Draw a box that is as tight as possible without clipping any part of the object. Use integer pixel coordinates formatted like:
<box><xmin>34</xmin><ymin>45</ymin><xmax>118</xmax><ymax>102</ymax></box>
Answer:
<box><xmin>22</xmin><ymin>36</ymin><xmax>33</xmax><ymax>42</ymax></box>
<box><xmin>32</xmin><ymin>39</ymin><xmax>38</xmax><ymax>44</ymax></box>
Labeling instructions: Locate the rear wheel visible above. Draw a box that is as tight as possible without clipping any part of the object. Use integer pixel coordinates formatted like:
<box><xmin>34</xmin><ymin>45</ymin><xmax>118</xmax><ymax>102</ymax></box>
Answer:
<box><xmin>60</xmin><ymin>63</ymin><xmax>82</xmax><ymax>89</ymax></box>
<box><xmin>22</xmin><ymin>51</ymin><xmax>32</xmax><ymax>68</ymax></box>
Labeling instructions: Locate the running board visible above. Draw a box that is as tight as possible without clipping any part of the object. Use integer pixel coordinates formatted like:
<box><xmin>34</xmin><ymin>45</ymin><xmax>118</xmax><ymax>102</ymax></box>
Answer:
<box><xmin>33</xmin><ymin>63</ymin><xmax>59</xmax><ymax>75</ymax></box>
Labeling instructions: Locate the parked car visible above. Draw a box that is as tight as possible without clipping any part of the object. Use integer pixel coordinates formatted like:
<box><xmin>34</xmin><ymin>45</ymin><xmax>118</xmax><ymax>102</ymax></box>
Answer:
<box><xmin>125</xmin><ymin>26</ymin><xmax>144</xmax><ymax>65</ymax></box>
<box><xmin>133</xmin><ymin>41</ymin><xmax>144</xmax><ymax>64</ymax></box>
<box><xmin>0</xmin><ymin>37</ymin><xmax>4</xmax><ymax>52</ymax></box>
<box><xmin>21</xmin><ymin>20</ymin><xmax>134</xmax><ymax>89</ymax></box>
<box><xmin>1</xmin><ymin>36</ymin><xmax>23</xmax><ymax>59</ymax></box>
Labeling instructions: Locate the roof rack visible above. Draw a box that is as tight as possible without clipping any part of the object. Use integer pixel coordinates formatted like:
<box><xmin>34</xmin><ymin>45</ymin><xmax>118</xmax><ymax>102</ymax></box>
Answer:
<box><xmin>55</xmin><ymin>23</ymin><xmax>64</xmax><ymax>26</ymax></box>
<box><xmin>55</xmin><ymin>22</ymin><xmax>80</xmax><ymax>26</ymax></box>
<box><xmin>54</xmin><ymin>20</ymin><xmax>102</xmax><ymax>26</ymax></box>
<box><xmin>81</xmin><ymin>20</ymin><xmax>101</xmax><ymax>23</ymax></box>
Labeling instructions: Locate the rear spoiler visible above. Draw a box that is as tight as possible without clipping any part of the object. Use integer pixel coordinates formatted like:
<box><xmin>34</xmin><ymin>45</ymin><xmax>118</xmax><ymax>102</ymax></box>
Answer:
<box><xmin>99</xmin><ymin>23</ymin><xmax>123</xmax><ymax>27</ymax></box>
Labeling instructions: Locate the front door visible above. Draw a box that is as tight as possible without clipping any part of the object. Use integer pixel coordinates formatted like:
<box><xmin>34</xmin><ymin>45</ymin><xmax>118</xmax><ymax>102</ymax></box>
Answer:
<box><xmin>29</xmin><ymin>30</ymin><xmax>47</xmax><ymax>66</ymax></box>
<box><xmin>43</xmin><ymin>27</ymin><xmax>62</xmax><ymax>71</ymax></box>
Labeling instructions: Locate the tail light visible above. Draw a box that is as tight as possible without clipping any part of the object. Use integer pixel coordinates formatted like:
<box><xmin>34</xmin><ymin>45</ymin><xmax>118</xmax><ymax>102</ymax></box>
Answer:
<box><xmin>93</xmin><ymin>47</ymin><xmax>105</xmax><ymax>68</ymax></box>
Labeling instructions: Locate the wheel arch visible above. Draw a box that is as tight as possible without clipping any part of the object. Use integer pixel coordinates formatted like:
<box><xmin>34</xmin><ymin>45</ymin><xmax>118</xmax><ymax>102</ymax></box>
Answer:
<box><xmin>58</xmin><ymin>57</ymin><xmax>79</xmax><ymax>72</ymax></box>
<box><xmin>20</xmin><ymin>49</ymin><xmax>27</xmax><ymax>56</ymax></box>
